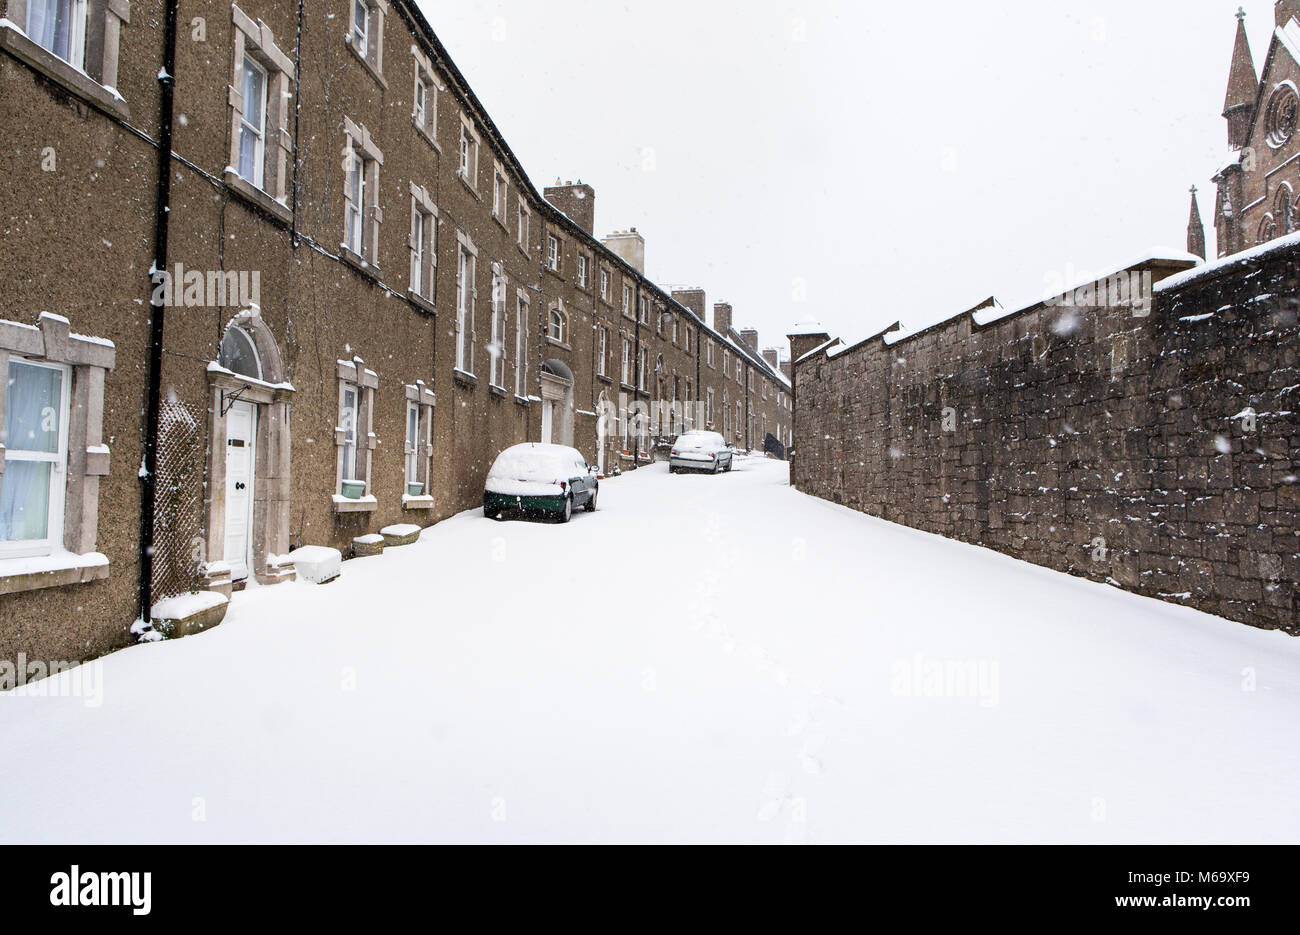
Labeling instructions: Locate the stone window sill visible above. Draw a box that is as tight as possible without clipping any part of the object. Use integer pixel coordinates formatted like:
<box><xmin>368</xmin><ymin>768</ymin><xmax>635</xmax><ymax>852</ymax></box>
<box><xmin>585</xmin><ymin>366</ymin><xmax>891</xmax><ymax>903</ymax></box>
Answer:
<box><xmin>514</xmin><ymin>394</ymin><xmax>531</xmax><ymax>407</ymax></box>
<box><xmin>412</xmin><ymin>115</ymin><xmax>440</xmax><ymax>151</ymax></box>
<box><xmin>402</xmin><ymin>495</ymin><xmax>436</xmax><ymax>511</ymax></box>
<box><xmin>407</xmin><ymin>289</ymin><xmax>437</xmax><ymax>316</ymax></box>
<box><xmin>0</xmin><ymin>552</ymin><xmax>110</xmax><ymax>596</ymax></box>
<box><xmin>488</xmin><ymin>384</ymin><xmax>508</xmax><ymax>399</ymax></box>
<box><xmin>346</xmin><ymin>37</ymin><xmax>388</xmax><ymax>89</ymax></box>
<box><xmin>458</xmin><ymin>172</ymin><xmax>481</xmax><ymax>200</ymax></box>
<box><xmin>0</xmin><ymin>25</ymin><xmax>130</xmax><ymax>122</ymax></box>
<box><xmin>332</xmin><ymin>494</ymin><xmax>378</xmax><ymax>514</ymax></box>
<box><xmin>224</xmin><ymin>170</ymin><xmax>292</xmax><ymax>227</ymax></box>
<box><xmin>545</xmin><ymin>338</ymin><xmax>572</xmax><ymax>352</ymax></box>
<box><xmin>340</xmin><ymin>246</ymin><xmax>382</xmax><ymax>282</ymax></box>
<box><xmin>453</xmin><ymin>369</ymin><xmax>478</xmax><ymax>389</ymax></box>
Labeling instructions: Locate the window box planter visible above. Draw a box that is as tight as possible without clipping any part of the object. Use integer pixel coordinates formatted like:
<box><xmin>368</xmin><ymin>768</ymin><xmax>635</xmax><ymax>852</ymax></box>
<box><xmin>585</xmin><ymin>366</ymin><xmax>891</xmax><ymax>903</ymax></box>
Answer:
<box><xmin>340</xmin><ymin>479</ymin><xmax>367</xmax><ymax>500</ymax></box>
<box><xmin>406</xmin><ymin>482</ymin><xmax>425</xmax><ymax>498</ymax></box>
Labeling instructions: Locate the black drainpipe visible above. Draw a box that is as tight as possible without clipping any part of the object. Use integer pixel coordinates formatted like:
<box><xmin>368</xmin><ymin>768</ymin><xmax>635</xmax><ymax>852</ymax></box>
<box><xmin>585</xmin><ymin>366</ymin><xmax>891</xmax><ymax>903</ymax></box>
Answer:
<box><xmin>631</xmin><ymin>285</ymin><xmax>641</xmax><ymax>465</ymax></box>
<box><xmin>138</xmin><ymin>0</ymin><xmax>180</xmax><ymax>626</ymax></box>
<box><xmin>290</xmin><ymin>0</ymin><xmax>305</xmax><ymax>246</ymax></box>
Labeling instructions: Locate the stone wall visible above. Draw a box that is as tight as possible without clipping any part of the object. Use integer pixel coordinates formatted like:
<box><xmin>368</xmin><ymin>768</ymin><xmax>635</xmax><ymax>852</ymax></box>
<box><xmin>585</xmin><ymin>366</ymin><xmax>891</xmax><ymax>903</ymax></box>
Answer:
<box><xmin>791</xmin><ymin>246</ymin><xmax>1300</xmax><ymax>633</ymax></box>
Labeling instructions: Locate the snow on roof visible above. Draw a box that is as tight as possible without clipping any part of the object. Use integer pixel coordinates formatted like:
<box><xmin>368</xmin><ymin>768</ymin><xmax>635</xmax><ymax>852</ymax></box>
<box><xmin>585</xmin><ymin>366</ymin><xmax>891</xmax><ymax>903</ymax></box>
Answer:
<box><xmin>1154</xmin><ymin>230</ymin><xmax>1300</xmax><ymax>293</ymax></box>
<box><xmin>788</xmin><ymin>317</ymin><xmax>828</xmax><ymax>336</ymax></box>
<box><xmin>795</xmin><ymin>337</ymin><xmax>842</xmax><ymax>363</ymax></box>
<box><xmin>1276</xmin><ymin>18</ymin><xmax>1300</xmax><ymax>68</ymax></box>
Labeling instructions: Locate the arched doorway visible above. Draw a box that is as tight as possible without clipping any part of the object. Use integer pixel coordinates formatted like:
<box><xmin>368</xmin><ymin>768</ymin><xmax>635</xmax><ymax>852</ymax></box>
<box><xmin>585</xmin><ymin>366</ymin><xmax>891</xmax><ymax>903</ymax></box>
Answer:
<box><xmin>540</xmin><ymin>359</ymin><xmax>574</xmax><ymax>446</ymax></box>
<box><xmin>207</xmin><ymin>312</ymin><xmax>294</xmax><ymax>588</ymax></box>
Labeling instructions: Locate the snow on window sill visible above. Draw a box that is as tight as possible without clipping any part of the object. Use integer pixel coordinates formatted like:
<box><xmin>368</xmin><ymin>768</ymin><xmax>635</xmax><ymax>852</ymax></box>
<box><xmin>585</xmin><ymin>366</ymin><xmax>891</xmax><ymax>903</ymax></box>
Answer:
<box><xmin>0</xmin><ymin>551</ymin><xmax>110</xmax><ymax>596</ymax></box>
<box><xmin>402</xmin><ymin>495</ymin><xmax>435</xmax><ymax>511</ymax></box>
<box><xmin>224</xmin><ymin>169</ymin><xmax>292</xmax><ymax>227</ymax></box>
<box><xmin>332</xmin><ymin>494</ymin><xmax>378</xmax><ymax>514</ymax></box>
<box><xmin>0</xmin><ymin>22</ymin><xmax>130</xmax><ymax>121</ymax></box>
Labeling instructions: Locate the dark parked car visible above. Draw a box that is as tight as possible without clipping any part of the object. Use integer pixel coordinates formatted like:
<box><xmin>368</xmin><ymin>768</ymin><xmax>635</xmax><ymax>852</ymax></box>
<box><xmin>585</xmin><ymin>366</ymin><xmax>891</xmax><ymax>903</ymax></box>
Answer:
<box><xmin>483</xmin><ymin>443</ymin><xmax>598</xmax><ymax>522</ymax></box>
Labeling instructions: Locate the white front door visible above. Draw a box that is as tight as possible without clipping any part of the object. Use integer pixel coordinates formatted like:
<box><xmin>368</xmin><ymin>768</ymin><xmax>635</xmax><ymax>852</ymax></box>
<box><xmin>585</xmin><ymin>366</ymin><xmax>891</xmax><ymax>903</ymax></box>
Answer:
<box><xmin>541</xmin><ymin>399</ymin><xmax>554</xmax><ymax>444</ymax></box>
<box><xmin>596</xmin><ymin>405</ymin><xmax>607</xmax><ymax>474</ymax></box>
<box><xmin>224</xmin><ymin>400</ymin><xmax>257</xmax><ymax>581</ymax></box>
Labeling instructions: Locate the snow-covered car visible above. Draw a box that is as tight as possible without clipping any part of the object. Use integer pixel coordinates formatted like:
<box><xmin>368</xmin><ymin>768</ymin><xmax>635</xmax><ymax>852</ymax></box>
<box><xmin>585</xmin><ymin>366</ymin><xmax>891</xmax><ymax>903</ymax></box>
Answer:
<box><xmin>668</xmin><ymin>431</ymin><xmax>734</xmax><ymax>474</ymax></box>
<box><xmin>483</xmin><ymin>443</ymin><xmax>598</xmax><ymax>522</ymax></box>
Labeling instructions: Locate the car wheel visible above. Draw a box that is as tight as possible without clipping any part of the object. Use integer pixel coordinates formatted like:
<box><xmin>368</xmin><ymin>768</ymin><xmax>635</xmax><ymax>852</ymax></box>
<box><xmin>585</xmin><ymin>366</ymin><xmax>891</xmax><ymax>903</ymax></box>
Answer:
<box><xmin>669</xmin><ymin>465</ymin><xmax>677</xmax><ymax>474</ymax></box>
<box><xmin>559</xmin><ymin>495</ymin><xmax>573</xmax><ymax>523</ymax></box>
<box><xmin>725</xmin><ymin>457</ymin><xmax>733</xmax><ymax>472</ymax></box>
<box><xmin>585</xmin><ymin>490</ymin><xmax>597</xmax><ymax>512</ymax></box>
<box><xmin>713</xmin><ymin>459</ymin><xmax>722</xmax><ymax>474</ymax></box>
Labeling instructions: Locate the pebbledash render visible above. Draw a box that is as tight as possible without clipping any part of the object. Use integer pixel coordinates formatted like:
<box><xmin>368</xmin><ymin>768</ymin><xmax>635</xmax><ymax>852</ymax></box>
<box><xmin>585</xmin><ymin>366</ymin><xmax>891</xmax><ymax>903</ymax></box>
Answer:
<box><xmin>0</xmin><ymin>0</ymin><xmax>792</xmax><ymax>665</ymax></box>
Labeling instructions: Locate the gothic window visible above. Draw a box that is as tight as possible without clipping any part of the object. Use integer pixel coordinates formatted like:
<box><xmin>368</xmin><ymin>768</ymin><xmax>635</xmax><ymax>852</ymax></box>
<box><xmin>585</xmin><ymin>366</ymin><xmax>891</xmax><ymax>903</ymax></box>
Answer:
<box><xmin>1276</xmin><ymin>185</ymin><xmax>1295</xmax><ymax>235</ymax></box>
<box><xmin>1265</xmin><ymin>83</ymin><xmax>1299</xmax><ymax>149</ymax></box>
<box><xmin>1258</xmin><ymin>213</ymin><xmax>1277</xmax><ymax>245</ymax></box>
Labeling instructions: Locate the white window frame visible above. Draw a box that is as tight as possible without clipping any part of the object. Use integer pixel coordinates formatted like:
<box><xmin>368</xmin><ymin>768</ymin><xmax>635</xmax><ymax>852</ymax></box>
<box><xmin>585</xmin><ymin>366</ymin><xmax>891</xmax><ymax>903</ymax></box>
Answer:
<box><xmin>638</xmin><ymin>347</ymin><xmax>647</xmax><ymax>392</ymax></box>
<box><xmin>0</xmin><ymin>357</ymin><xmax>71</xmax><ymax>560</ymax></box>
<box><xmin>600</xmin><ymin>269</ymin><xmax>610</xmax><ymax>301</ymax></box>
<box><xmin>348</xmin><ymin>0</ymin><xmax>386</xmax><ymax>75</ymax></box>
<box><xmin>517</xmin><ymin>197</ymin><xmax>530</xmax><ymax>251</ymax></box>
<box><xmin>493</xmin><ymin>164</ymin><xmax>507</xmax><ymax>219</ymax></box>
<box><xmin>621</xmin><ymin>337</ymin><xmax>631</xmax><ymax>386</ymax></box>
<box><xmin>455</xmin><ymin>233</ymin><xmax>478</xmax><ymax>376</ymax></box>
<box><xmin>514</xmin><ymin>290</ymin><xmax>530</xmax><ymax>397</ymax></box>
<box><xmin>597</xmin><ymin>327</ymin><xmax>608</xmax><ymax>377</ymax></box>
<box><xmin>490</xmin><ymin>266</ymin><xmax>508</xmax><ymax>389</ymax></box>
<box><xmin>622</xmin><ymin>284</ymin><xmax>632</xmax><ymax>317</ymax></box>
<box><xmin>237</xmin><ymin>55</ymin><xmax>268</xmax><ymax>190</ymax></box>
<box><xmin>342</xmin><ymin>118</ymin><xmax>383</xmax><ymax>264</ymax></box>
<box><xmin>547</xmin><ymin>234</ymin><xmax>561</xmax><ymax>272</ymax></box>
<box><xmin>334</xmin><ymin>358</ymin><xmax>378</xmax><ymax>505</ymax></box>
<box><xmin>548</xmin><ymin>307</ymin><xmax>566</xmax><ymax>344</ymax></box>
<box><xmin>408</xmin><ymin>182</ymin><xmax>437</xmax><ymax>301</ymax></box>
<box><xmin>577</xmin><ymin>254</ymin><xmax>589</xmax><ymax>288</ymax></box>
<box><xmin>458</xmin><ymin>115</ymin><xmax>480</xmax><ymax>188</ymax></box>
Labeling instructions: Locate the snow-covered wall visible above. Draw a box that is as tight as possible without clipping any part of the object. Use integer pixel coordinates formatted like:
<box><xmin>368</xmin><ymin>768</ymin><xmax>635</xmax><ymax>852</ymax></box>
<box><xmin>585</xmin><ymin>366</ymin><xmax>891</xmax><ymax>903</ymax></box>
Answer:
<box><xmin>792</xmin><ymin>250</ymin><xmax>1300</xmax><ymax>634</ymax></box>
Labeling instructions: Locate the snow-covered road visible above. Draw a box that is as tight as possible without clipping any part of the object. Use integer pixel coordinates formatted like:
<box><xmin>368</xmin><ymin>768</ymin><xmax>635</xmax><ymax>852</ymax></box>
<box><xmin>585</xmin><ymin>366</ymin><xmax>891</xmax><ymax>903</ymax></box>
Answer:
<box><xmin>3</xmin><ymin>456</ymin><xmax>1298</xmax><ymax>843</ymax></box>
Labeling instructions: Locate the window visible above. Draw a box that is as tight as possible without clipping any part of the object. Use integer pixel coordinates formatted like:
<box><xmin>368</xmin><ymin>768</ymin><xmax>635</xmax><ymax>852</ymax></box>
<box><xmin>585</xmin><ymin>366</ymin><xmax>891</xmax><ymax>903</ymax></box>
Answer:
<box><xmin>736</xmin><ymin>402</ymin><xmax>743</xmax><ymax>439</ymax></box>
<box><xmin>228</xmin><ymin>6</ymin><xmax>295</xmax><ymax>205</ymax></box>
<box><xmin>403</xmin><ymin>383</ymin><xmax>435</xmax><ymax>502</ymax></box>
<box><xmin>411</xmin><ymin>46</ymin><xmax>438</xmax><ymax>142</ymax></box>
<box><xmin>491</xmin><ymin>267</ymin><xmax>508</xmax><ymax>389</ymax></box>
<box><xmin>352</xmin><ymin>0</ymin><xmax>368</xmax><ymax>57</ymax></box>
<box><xmin>622</xmin><ymin>284</ymin><xmax>633</xmax><ymax>317</ymax></box>
<box><xmin>621</xmin><ymin>338</ymin><xmax>632</xmax><ymax>385</ymax></box>
<box><xmin>639</xmin><ymin>297</ymin><xmax>649</xmax><ymax>325</ymax></box>
<box><xmin>722</xmin><ymin>389</ymin><xmax>729</xmax><ymax>434</ymax></box>
<box><xmin>723</xmin><ymin>350</ymin><xmax>730</xmax><ymax>378</ymax></box>
<box><xmin>0</xmin><ymin>314</ymin><xmax>114</xmax><ymax>578</ymax></box>
<box><xmin>600</xmin><ymin>269</ymin><xmax>610</xmax><ymax>301</ymax></box>
<box><xmin>493</xmin><ymin>165</ymin><xmax>507</xmax><ymax>218</ymax></box>
<box><xmin>655</xmin><ymin>306</ymin><xmax>664</xmax><ymax>335</ymax></box>
<box><xmin>0</xmin><ymin>359</ymin><xmax>69</xmax><ymax>559</ymax></box>
<box><xmin>547</xmin><ymin>234</ymin><xmax>560</xmax><ymax>272</ymax></box>
<box><xmin>11</xmin><ymin>0</ymin><xmax>130</xmax><ymax>117</ymax></box>
<box><xmin>638</xmin><ymin>348</ymin><xmax>647</xmax><ymax>391</ymax></box>
<box><xmin>342</xmin><ymin>118</ymin><xmax>383</xmax><ymax>263</ymax></box>
<box><xmin>515</xmin><ymin>290</ymin><xmax>530</xmax><ymax>397</ymax></box>
<box><xmin>1265</xmin><ymin>82</ymin><xmax>1299</xmax><ymax>149</ymax></box>
<box><xmin>237</xmin><ymin>56</ymin><xmax>268</xmax><ymax>190</ymax></box>
<box><xmin>335</xmin><ymin>358</ymin><xmax>378</xmax><ymax>508</ymax></box>
<box><xmin>672</xmin><ymin>316</ymin><xmax>679</xmax><ymax>345</ymax></box>
<box><xmin>685</xmin><ymin>328</ymin><xmax>691</xmax><ymax>354</ymax></box>
<box><xmin>548</xmin><ymin>307</ymin><xmax>567</xmax><ymax>344</ymax></box>
<box><xmin>408</xmin><ymin>183</ymin><xmax>437</xmax><ymax>301</ymax></box>
<box><xmin>458</xmin><ymin>116</ymin><xmax>479</xmax><ymax>187</ymax></box>
<box><xmin>27</xmin><ymin>0</ymin><xmax>87</xmax><ymax>68</ymax></box>
<box><xmin>706</xmin><ymin>388</ymin><xmax>715</xmax><ymax>426</ymax></box>
<box><xmin>349</xmin><ymin>0</ymin><xmax>385</xmax><ymax>77</ymax></box>
<box><xmin>707</xmin><ymin>341</ymin><xmax>714</xmax><ymax>367</ymax></box>
<box><xmin>340</xmin><ymin>386</ymin><xmax>359</xmax><ymax>482</ymax></box>
<box><xmin>517</xmin><ymin>198</ymin><xmax>530</xmax><ymax>251</ymax></box>
<box><xmin>455</xmin><ymin>234</ymin><xmax>478</xmax><ymax>374</ymax></box>
<box><xmin>597</xmin><ymin>327</ymin><xmax>609</xmax><ymax>376</ymax></box>
<box><xmin>577</xmin><ymin>255</ymin><xmax>589</xmax><ymax>288</ymax></box>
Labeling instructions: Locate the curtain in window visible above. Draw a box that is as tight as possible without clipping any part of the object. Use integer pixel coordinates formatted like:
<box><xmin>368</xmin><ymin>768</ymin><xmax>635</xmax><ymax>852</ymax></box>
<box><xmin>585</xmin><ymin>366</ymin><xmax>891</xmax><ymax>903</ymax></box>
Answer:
<box><xmin>238</xmin><ymin>59</ymin><xmax>267</xmax><ymax>186</ymax></box>
<box><xmin>28</xmin><ymin>0</ymin><xmax>66</xmax><ymax>59</ymax></box>
<box><xmin>1</xmin><ymin>362</ymin><xmax>63</xmax><ymax>542</ymax></box>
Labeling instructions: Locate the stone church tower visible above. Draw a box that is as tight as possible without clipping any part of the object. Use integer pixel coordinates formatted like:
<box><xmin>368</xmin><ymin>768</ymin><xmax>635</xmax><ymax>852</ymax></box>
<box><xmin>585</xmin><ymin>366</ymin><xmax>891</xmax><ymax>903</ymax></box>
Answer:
<box><xmin>1199</xmin><ymin>3</ymin><xmax>1300</xmax><ymax>259</ymax></box>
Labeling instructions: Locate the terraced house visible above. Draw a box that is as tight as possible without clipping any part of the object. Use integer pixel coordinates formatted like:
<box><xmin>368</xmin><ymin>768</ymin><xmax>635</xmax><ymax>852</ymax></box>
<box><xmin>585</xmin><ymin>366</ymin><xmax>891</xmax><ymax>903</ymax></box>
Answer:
<box><xmin>0</xmin><ymin>0</ymin><xmax>792</xmax><ymax>664</ymax></box>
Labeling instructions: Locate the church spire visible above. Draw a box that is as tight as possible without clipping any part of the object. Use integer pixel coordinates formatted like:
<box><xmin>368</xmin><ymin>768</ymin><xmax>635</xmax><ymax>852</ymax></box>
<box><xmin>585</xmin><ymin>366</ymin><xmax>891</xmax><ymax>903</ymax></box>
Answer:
<box><xmin>1224</xmin><ymin>8</ymin><xmax>1259</xmax><ymax>148</ymax></box>
<box><xmin>1187</xmin><ymin>186</ymin><xmax>1206</xmax><ymax>260</ymax></box>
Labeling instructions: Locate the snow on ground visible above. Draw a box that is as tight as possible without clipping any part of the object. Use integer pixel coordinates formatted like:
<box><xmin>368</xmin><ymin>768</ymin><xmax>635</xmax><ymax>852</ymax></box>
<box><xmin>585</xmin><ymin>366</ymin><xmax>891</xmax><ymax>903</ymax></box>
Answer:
<box><xmin>2</xmin><ymin>457</ymin><xmax>1298</xmax><ymax>844</ymax></box>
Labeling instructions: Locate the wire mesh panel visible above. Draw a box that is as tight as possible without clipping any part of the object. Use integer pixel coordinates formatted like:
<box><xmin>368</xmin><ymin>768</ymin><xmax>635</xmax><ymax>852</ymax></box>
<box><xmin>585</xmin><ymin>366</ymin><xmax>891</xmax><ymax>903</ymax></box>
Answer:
<box><xmin>151</xmin><ymin>397</ymin><xmax>205</xmax><ymax>602</ymax></box>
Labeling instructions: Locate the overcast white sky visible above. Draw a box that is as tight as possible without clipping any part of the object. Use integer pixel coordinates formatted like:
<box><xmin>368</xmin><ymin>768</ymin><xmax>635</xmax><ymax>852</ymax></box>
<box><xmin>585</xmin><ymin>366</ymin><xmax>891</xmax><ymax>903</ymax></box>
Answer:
<box><xmin>419</xmin><ymin>0</ymin><xmax>1278</xmax><ymax>353</ymax></box>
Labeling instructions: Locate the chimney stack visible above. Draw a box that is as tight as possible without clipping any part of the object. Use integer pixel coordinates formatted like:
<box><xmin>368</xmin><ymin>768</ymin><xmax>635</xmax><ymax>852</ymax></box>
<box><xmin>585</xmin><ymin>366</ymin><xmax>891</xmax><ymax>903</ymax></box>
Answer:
<box><xmin>740</xmin><ymin>329</ymin><xmax>759</xmax><ymax>351</ymax></box>
<box><xmin>671</xmin><ymin>288</ymin><xmax>706</xmax><ymax>322</ymax></box>
<box><xmin>1279</xmin><ymin>1</ymin><xmax>1300</xmax><ymax>27</ymax></box>
<box><xmin>544</xmin><ymin>180</ymin><xmax>596</xmax><ymax>234</ymax></box>
<box><xmin>762</xmin><ymin>348</ymin><xmax>780</xmax><ymax>370</ymax></box>
<box><xmin>602</xmin><ymin>228</ymin><xmax>645</xmax><ymax>274</ymax></box>
<box><xmin>780</xmin><ymin>360</ymin><xmax>792</xmax><ymax>380</ymax></box>
<box><xmin>713</xmin><ymin>302</ymin><xmax>733</xmax><ymax>335</ymax></box>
